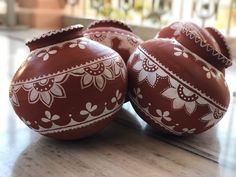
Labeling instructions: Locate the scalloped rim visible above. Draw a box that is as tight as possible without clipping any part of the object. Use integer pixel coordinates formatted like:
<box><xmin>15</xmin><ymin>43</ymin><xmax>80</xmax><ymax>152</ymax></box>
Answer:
<box><xmin>181</xmin><ymin>27</ymin><xmax>232</xmax><ymax>68</ymax></box>
<box><xmin>87</xmin><ymin>19</ymin><xmax>133</xmax><ymax>32</ymax></box>
<box><xmin>205</xmin><ymin>27</ymin><xmax>232</xmax><ymax>60</ymax></box>
<box><xmin>26</xmin><ymin>24</ymin><xmax>84</xmax><ymax>46</ymax></box>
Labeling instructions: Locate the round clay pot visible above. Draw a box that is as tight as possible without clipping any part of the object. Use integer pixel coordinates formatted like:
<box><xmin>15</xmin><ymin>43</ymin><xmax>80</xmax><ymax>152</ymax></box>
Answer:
<box><xmin>83</xmin><ymin>19</ymin><xmax>143</xmax><ymax>64</ymax></box>
<box><xmin>9</xmin><ymin>24</ymin><xmax>127</xmax><ymax>140</ymax></box>
<box><xmin>127</xmin><ymin>22</ymin><xmax>232</xmax><ymax>135</ymax></box>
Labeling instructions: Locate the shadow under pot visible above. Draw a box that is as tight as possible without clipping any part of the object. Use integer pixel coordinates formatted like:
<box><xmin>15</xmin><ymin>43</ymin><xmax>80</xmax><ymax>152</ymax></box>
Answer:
<box><xmin>9</xmin><ymin>24</ymin><xmax>127</xmax><ymax>140</ymax></box>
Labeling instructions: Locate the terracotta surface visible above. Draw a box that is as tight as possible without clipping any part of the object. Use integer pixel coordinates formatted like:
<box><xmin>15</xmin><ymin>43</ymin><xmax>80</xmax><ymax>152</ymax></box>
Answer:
<box><xmin>128</xmin><ymin>22</ymin><xmax>232</xmax><ymax>135</ymax></box>
<box><xmin>83</xmin><ymin>20</ymin><xmax>143</xmax><ymax>64</ymax></box>
<box><xmin>9</xmin><ymin>25</ymin><xmax>127</xmax><ymax>140</ymax></box>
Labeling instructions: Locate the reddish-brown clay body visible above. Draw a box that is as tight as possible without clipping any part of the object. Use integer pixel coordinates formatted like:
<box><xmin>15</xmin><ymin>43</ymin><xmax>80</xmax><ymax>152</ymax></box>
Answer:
<box><xmin>9</xmin><ymin>25</ymin><xmax>127</xmax><ymax>140</ymax></box>
<box><xmin>128</xmin><ymin>22</ymin><xmax>232</xmax><ymax>135</ymax></box>
<box><xmin>83</xmin><ymin>20</ymin><xmax>143</xmax><ymax>64</ymax></box>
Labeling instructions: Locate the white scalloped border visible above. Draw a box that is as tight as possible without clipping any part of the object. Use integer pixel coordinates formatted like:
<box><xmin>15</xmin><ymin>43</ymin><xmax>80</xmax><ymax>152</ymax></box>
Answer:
<box><xmin>181</xmin><ymin>27</ymin><xmax>232</xmax><ymax>67</ymax></box>
<box><xmin>205</xmin><ymin>27</ymin><xmax>232</xmax><ymax>60</ymax></box>
<box><xmin>87</xmin><ymin>19</ymin><xmax>133</xmax><ymax>32</ymax></box>
<box><xmin>11</xmin><ymin>52</ymin><xmax>119</xmax><ymax>85</ymax></box>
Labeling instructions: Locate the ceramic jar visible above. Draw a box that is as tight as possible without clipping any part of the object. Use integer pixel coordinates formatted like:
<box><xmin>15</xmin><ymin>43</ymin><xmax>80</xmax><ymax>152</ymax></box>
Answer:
<box><xmin>127</xmin><ymin>22</ymin><xmax>232</xmax><ymax>135</ymax></box>
<box><xmin>83</xmin><ymin>20</ymin><xmax>143</xmax><ymax>64</ymax></box>
<box><xmin>9</xmin><ymin>25</ymin><xmax>127</xmax><ymax>140</ymax></box>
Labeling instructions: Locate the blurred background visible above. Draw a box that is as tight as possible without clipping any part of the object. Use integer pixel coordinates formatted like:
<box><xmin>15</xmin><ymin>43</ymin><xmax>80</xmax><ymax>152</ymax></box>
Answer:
<box><xmin>0</xmin><ymin>0</ymin><xmax>235</xmax><ymax>34</ymax></box>
<box><xmin>0</xmin><ymin>0</ymin><xmax>236</xmax><ymax>58</ymax></box>
<box><xmin>0</xmin><ymin>0</ymin><xmax>236</xmax><ymax>57</ymax></box>
<box><xmin>0</xmin><ymin>1</ymin><xmax>236</xmax><ymax>176</ymax></box>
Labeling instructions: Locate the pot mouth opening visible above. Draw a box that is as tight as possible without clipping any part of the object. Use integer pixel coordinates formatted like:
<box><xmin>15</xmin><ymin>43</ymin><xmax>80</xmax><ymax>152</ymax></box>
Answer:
<box><xmin>26</xmin><ymin>24</ymin><xmax>84</xmax><ymax>51</ymax></box>
<box><xmin>179</xmin><ymin>27</ymin><xmax>232</xmax><ymax>68</ymax></box>
<box><xmin>87</xmin><ymin>19</ymin><xmax>133</xmax><ymax>32</ymax></box>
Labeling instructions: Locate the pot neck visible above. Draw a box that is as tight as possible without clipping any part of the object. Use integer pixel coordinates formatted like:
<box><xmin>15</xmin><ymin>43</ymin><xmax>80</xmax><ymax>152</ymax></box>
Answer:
<box><xmin>176</xmin><ymin>27</ymin><xmax>232</xmax><ymax>71</ymax></box>
<box><xmin>26</xmin><ymin>24</ymin><xmax>84</xmax><ymax>51</ymax></box>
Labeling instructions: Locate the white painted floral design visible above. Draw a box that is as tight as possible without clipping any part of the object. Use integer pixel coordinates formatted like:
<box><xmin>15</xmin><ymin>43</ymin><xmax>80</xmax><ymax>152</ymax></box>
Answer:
<box><xmin>128</xmin><ymin>94</ymin><xmax>182</xmax><ymax>135</ymax></box>
<box><xmin>111</xmin><ymin>90</ymin><xmax>122</xmax><ymax>103</ymax></box>
<box><xmin>162</xmin><ymin>78</ymin><xmax>206</xmax><ymax>115</ymax></box>
<box><xmin>156</xmin><ymin>109</ymin><xmax>172</xmax><ymax>121</ymax></box>
<box><xmin>71</xmin><ymin>62</ymin><xmax>114</xmax><ymax>91</ymax></box>
<box><xmin>200</xmin><ymin>105</ymin><xmax>224</xmax><ymax>128</ymax></box>
<box><xmin>87</xmin><ymin>32</ymin><xmax>107</xmax><ymax>42</ymax></box>
<box><xmin>37</xmin><ymin>48</ymin><xmax>57</xmax><ymax>61</ymax></box>
<box><xmin>11</xmin><ymin>54</ymin><xmax>125</xmax><ymax>110</ymax></box>
<box><xmin>69</xmin><ymin>40</ymin><xmax>87</xmax><ymax>49</ymax></box>
<box><xmin>133</xmin><ymin>88</ymin><xmax>143</xmax><ymax>99</ymax></box>
<box><xmin>41</xmin><ymin>110</ymin><xmax>60</xmax><ymax>123</ymax></box>
<box><xmin>86</xmin><ymin>32</ymin><xmax>140</xmax><ymax>54</ymax></box>
<box><xmin>27</xmin><ymin>52</ymin><xmax>35</xmax><ymax>61</ymax></box>
<box><xmin>21</xmin><ymin>117</ymin><xmax>32</xmax><ymax>126</ymax></box>
<box><xmin>182</xmin><ymin>128</ymin><xmax>196</xmax><ymax>134</ymax></box>
<box><xmin>87</xmin><ymin>32</ymin><xmax>112</xmax><ymax>47</ymax></box>
<box><xmin>80</xmin><ymin>102</ymin><xmax>98</xmax><ymax>116</ymax></box>
<box><xmin>202</xmin><ymin>66</ymin><xmax>216</xmax><ymax>79</ymax></box>
<box><xmin>112</xmin><ymin>57</ymin><xmax>126</xmax><ymax>79</ymax></box>
<box><xmin>23</xmin><ymin>74</ymin><xmax>67</xmax><ymax>107</ymax></box>
<box><xmin>34</xmin><ymin>95</ymin><xmax>123</xmax><ymax>135</ymax></box>
<box><xmin>132</xmin><ymin>54</ymin><xmax>167</xmax><ymax>87</ymax></box>
<box><xmin>9</xmin><ymin>85</ymin><xmax>21</xmax><ymax>106</ymax></box>
<box><xmin>170</xmin><ymin>22</ymin><xmax>184</xmax><ymax>36</ymax></box>
<box><xmin>174</xmin><ymin>47</ymin><xmax>188</xmax><ymax>58</ymax></box>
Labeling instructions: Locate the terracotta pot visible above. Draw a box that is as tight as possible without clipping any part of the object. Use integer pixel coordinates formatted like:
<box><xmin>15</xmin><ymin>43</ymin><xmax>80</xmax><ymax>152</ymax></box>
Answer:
<box><xmin>83</xmin><ymin>20</ymin><xmax>143</xmax><ymax>64</ymax></box>
<box><xmin>9</xmin><ymin>25</ymin><xmax>127</xmax><ymax>140</ymax></box>
<box><xmin>127</xmin><ymin>22</ymin><xmax>232</xmax><ymax>135</ymax></box>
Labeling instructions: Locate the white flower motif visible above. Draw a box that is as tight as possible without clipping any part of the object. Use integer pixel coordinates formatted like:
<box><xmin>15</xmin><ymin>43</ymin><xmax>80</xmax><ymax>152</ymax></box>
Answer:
<box><xmin>88</xmin><ymin>32</ymin><xmax>112</xmax><ymax>48</ymax></box>
<box><xmin>162</xmin><ymin>78</ymin><xmax>206</xmax><ymax>115</ymax></box>
<box><xmin>69</xmin><ymin>40</ymin><xmax>87</xmax><ymax>49</ymax></box>
<box><xmin>174</xmin><ymin>47</ymin><xmax>188</xmax><ymax>58</ymax></box>
<box><xmin>156</xmin><ymin>109</ymin><xmax>172</xmax><ymax>121</ymax></box>
<box><xmin>37</xmin><ymin>48</ymin><xmax>57</xmax><ymax>61</ymax></box>
<box><xmin>133</xmin><ymin>88</ymin><xmax>143</xmax><ymax>99</ymax></box>
<box><xmin>111</xmin><ymin>90</ymin><xmax>122</xmax><ymax>103</ymax></box>
<box><xmin>87</xmin><ymin>32</ymin><xmax>107</xmax><ymax>43</ymax></box>
<box><xmin>71</xmin><ymin>62</ymin><xmax>114</xmax><ymax>91</ymax></box>
<box><xmin>201</xmin><ymin>106</ymin><xmax>224</xmax><ymax>128</ymax></box>
<box><xmin>182</xmin><ymin>128</ymin><xmax>196</xmax><ymax>134</ymax></box>
<box><xmin>9</xmin><ymin>85</ymin><xmax>21</xmax><ymax>106</ymax></box>
<box><xmin>80</xmin><ymin>102</ymin><xmax>98</xmax><ymax>116</ymax></box>
<box><xmin>170</xmin><ymin>22</ymin><xmax>184</xmax><ymax>36</ymax></box>
<box><xmin>21</xmin><ymin>117</ymin><xmax>32</xmax><ymax>126</ymax></box>
<box><xmin>132</xmin><ymin>55</ymin><xmax>167</xmax><ymax>87</ymax></box>
<box><xmin>112</xmin><ymin>56</ymin><xmax>126</xmax><ymax>80</ymax></box>
<box><xmin>27</xmin><ymin>52</ymin><xmax>35</xmax><ymax>61</ymax></box>
<box><xmin>202</xmin><ymin>66</ymin><xmax>216</xmax><ymax>79</ymax></box>
<box><xmin>41</xmin><ymin>110</ymin><xmax>60</xmax><ymax>123</ymax></box>
<box><xmin>23</xmin><ymin>74</ymin><xmax>67</xmax><ymax>107</ymax></box>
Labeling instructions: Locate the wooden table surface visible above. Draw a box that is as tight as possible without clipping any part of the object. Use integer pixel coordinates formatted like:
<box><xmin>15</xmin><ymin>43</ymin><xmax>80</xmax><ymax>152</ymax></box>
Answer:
<box><xmin>0</xmin><ymin>30</ymin><xmax>236</xmax><ymax>177</ymax></box>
